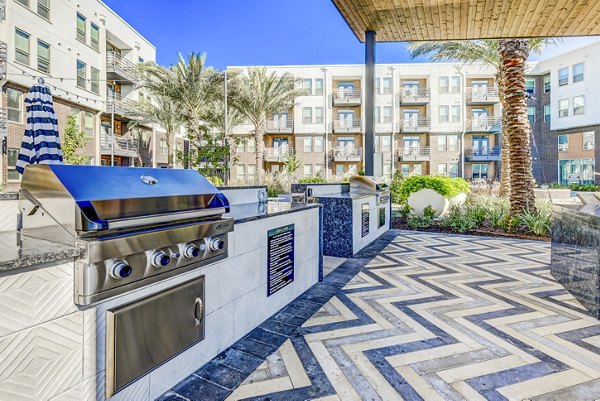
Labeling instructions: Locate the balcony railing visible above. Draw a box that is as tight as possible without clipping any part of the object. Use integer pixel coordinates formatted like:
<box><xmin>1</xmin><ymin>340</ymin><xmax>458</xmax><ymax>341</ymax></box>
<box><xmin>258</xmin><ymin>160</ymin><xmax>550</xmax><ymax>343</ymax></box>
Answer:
<box><xmin>0</xmin><ymin>108</ymin><xmax>7</xmax><ymax>138</ymax></box>
<box><xmin>333</xmin><ymin>147</ymin><xmax>362</xmax><ymax>162</ymax></box>
<box><xmin>100</xmin><ymin>133</ymin><xmax>139</xmax><ymax>157</ymax></box>
<box><xmin>106</xmin><ymin>51</ymin><xmax>136</xmax><ymax>84</ymax></box>
<box><xmin>106</xmin><ymin>91</ymin><xmax>135</xmax><ymax>116</ymax></box>
<box><xmin>332</xmin><ymin>119</ymin><xmax>361</xmax><ymax>134</ymax></box>
<box><xmin>398</xmin><ymin>117</ymin><xmax>431</xmax><ymax>132</ymax></box>
<box><xmin>265</xmin><ymin>118</ymin><xmax>293</xmax><ymax>133</ymax></box>
<box><xmin>0</xmin><ymin>41</ymin><xmax>6</xmax><ymax>79</ymax></box>
<box><xmin>467</xmin><ymin>87</ymin><xmax>500</xmax><ymax>103</ymax></box>
<box><xmin>332</xmin><ymin>89</ymin><xmax>362</xmax><ymax>106</ymax></box>
<box><xmin>264</xmin><ymin>147</ymin><xmax>293</xmax><ymax>162</ymax></box>
<box><xmin>399</xmin><ymin>88</ymin><xmax>430</xmax><ymax>103</ymax></box>
<box><xmin>397</xmin><ymin>146</ymin><xmax>431</xmax><ymax>161</ymax></box>
<box><xmin>465</xmin><ymin>146</ymin><xmax>501</xmax><ymax>161</ymax></box>
<box><xmin>466</xmin><ymin>117</ymin><xmax>502</xmax><ymax>132</ymax></box>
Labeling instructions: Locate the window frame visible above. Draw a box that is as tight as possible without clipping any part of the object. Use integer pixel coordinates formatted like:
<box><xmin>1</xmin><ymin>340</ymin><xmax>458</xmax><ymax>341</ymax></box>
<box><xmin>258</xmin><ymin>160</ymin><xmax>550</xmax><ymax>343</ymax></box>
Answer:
<box><xmin>302</xmin><ymin>107</ymin><xmax>313</xmax><ymax>124</ymax></box>
<box><xmin>558</xmin><ymin>134</ymin><xmax>569</xmax><ymax>152</ymax></box>
<box><xmin>558</xmin><ymin>99</ymin><xmax>569</xmax><ymax>118</ymax></box>
<box><xmin>527</xmin><ymin>106</ymin><xmax>536</xmax><ymax>123</ymax></box>
<box><xmin>439</xmin><ymin>105</ymin><xmax>449</xmax><ymax>123</ymax></box>
<box><xmin>7</xmin><ymin>88</ymin><xmax>23</xmax><ymax>123</ymax></box>
<box><xmin>302</xmin><ymin>79</ymin><xmax>313</xmax><ymax>95</ymax></box>
<box><xmin>15</xmin><ymin>0</ymin><xmax>29</xmax><ymax>7</ymax></box>
<box><xmin>558</xmin><ymin>67</ymin><xmax>569</xmax><ymax>86</ymax></box>
<box><xmin>450</xmin><ymin>76</ymin><xmax>461</xmax><ymax>93</ymax></box>
<box><xmin>525</xmin><ymin>78</ymin><xmax>535</xmax><ymax>94</ymax></box>
<box><xmin>84</xmin><ymin>112</ymin><xmax>94</xmax><ymax>137</ymax></box>
<box><xmin>314</xmin><ymin>107</ymin><xmax>324</xmax><ymax>124</ymax></box>
<box><xmin>314</xmin><ymin>136</ymin><xmax>324</xmax><ymax>153</ymax></box>
<box><xmin>37</xmin><ymin>39</ymin><xmax>50</xmax><ymax>73</ymax></box>
<box><xmin>314</xmin><ymin>78</ymin><xmax>323</xmax><ymax>95</ymax></box>
<box><xmin>76</xmin><ymin>12</ymin><xmax>87</xmax><ymax>43</ymax></box>
<box><xmin>76</xmin><ymin>59</ymin><xmax>87</xmax><ymax>89</ymax></box>
<box><xmin>451</xmin><ymin>105</ymin><xmax>461</xmax><ymax>122</ymax></box>
<box><xmin>583</xmin><ymin>131</ymin><xmax>595</xmax><ymax>150</ymax></box>
<box><xmin>437</xmin><ymin>163</ymin><xmax>448</xmax><ymax>176</ymax></box>
<box><xmin>90</xmin><ymin>23</ymin><xmax>100</xmax><ymax>51</ymax></box>
<box><xmin>543</xmin><ymin>104</ymin><xmax>551</xmax><ymax>122</ymax></box>
<box><xmin>543</xmin><ymin>75</ymin><xmax>551</xmax><ymax>92</ymax></box>
<box><xmin>439</xmin><ymin>76</ymin><xmax>449</xmax><ymax>94</ymax></box>
<box><xmin>160</xmin><ymin>138</ymin><xmax>168</xmax><ymax>155</ymax></box>
<box><xmin>382</xmin><ymin>106</ymin><xmax>392</xmax><ymax>123</ymax></box>
<box><xmin>37</xmin><ymin>0</ymin><xmax>50</xmax><ymax>19</ymax></box>
<box><xmin>15</xmin><ymin>28</ymin><xmax>30</xmax><ymax>65</ymax></box>
<box><xmin>7</xmin><ymin>148</ymin><xmax>21</xmax><ymax>182</ymax></box>
<box><xmin>303</xmin><ymin>136</ymin><xmax>313</xmax><ymax>153</ymax></box>
<box><xmin>90</xmin><ymin>66</ymin><xmax>100</xmax><ymax>94</ymax></box>
<box><xmin>382</xmin><ymin>77</ymin><xmax>392</xmax><ymax>94</ymax></box>
<box><xmin>448</xmin><ymin>135</ymin><xmax>459</xmax><ymax>152</ymax></box>
<box><xmin>573</xmin><ymin>95</ymin><xmax>585</xmax><ymax>115</ymax></box>
<box><xmin>437</xmin><ymin>135</ymin><xmax>447</xmax><ymax>152</ymax></box>
<box><xmin>573</xmin><ymin>63</ymin><xmax>584</xmax><ymax>83</ymax></box>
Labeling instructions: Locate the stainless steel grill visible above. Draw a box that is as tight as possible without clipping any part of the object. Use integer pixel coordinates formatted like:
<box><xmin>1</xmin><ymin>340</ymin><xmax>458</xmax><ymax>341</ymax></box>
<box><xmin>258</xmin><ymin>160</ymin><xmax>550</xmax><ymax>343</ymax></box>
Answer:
<box><xmin>19</xmin><ymin>165</ymin><xmax>234</xmax><ymax>306</ymax></box>
<box><xmin>349</xmin><ymin>175</ymin><xmax>390</xmax><ymax>205</ymax></box>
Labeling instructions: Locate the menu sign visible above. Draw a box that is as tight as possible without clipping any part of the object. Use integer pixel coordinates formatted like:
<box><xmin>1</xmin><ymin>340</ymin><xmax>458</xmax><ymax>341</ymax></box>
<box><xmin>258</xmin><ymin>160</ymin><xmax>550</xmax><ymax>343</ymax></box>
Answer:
<box><xmin>361</xmin><ymin>203</ymin><xmax>369</xmax><ymax>237</ymax></box>
<box><xmin>267</xmin><ymin>224</ymin><xmax>295</xmax><ymax>296</ymax></box>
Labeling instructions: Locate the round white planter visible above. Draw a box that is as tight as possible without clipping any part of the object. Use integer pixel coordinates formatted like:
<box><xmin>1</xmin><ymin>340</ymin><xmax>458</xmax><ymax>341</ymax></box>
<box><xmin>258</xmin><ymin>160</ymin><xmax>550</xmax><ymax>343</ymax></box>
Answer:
<box><xmin>407</xmin><ymin>189</ymin><xmax>468</xmax><ymax>217</ymax></box>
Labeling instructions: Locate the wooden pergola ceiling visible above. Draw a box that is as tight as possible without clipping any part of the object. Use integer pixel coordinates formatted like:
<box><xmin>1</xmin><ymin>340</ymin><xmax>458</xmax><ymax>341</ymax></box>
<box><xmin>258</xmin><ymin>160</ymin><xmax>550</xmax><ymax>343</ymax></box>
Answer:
<box><xmin>331</xmin><ymin>0</ymin><xmax>600</xmax><ymax>42</ymax></box>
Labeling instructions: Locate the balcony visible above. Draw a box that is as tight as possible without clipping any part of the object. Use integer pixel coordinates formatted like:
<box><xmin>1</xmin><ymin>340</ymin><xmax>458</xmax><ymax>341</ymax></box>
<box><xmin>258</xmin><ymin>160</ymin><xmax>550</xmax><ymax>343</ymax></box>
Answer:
<box><xmin>397</xmin><ymin>146</ymin><xmax>431</xmax><ymax>161</ymax></box>
<box><xmin>465</xmin><ymin>146</ymin><xmax>501</xmax><ymax>161</ymax></box>
<box><xmin>399</xmin><ymin>88</ymin><xmax>430</xmax><ymax>104</ymax></box>
<box><xmin>0</xmin><ymin>41</ymin><xmax>6</xmax><ymax>79</ymax></box>
<box><xmin>106</xmin><ymin>92</ymin><xmax>134</xmax><ymax>116</ymax></box>
<box><xmin>467</xmin><ymin>87</ymin><xmax>500</xmax><ymax>104</ymax></box>
<box><xmin>332</xmin><ymin>89</ymin><xmax>362</xmax><ymax>106</ymax></box>
<box><xmin>0</xmin><ymin>108</ymin><xmax>6</xmax><ymax>138</ymax></box>
<box><xmin>100</xmin><ymin>133</ymin><xmax>139</xmax><ymax>158</ymax></box>
<box><xmin>333</xmin><ymin>147</ymin><xmax>362</xmax><ymax>162</ymax></box>
<box><xmin>265</xmin><ymin>118</ymin><xmax>293</xmax><ymax>134</ymax></box>
<box><xmin>106</xmin><ymin>51</ymin><xmax>136</xmax><ymax>84</ymax></box>
<box><xmin>264</xmin><ymin>147</ymin><xmax>293</xmax><ymax>162</ymax></box>
<box><xmin>332</xmin><ymin>119</ymin><xmax>361</xmax><ymax>134</ymax></box>
<box><xmin>466</xmin><ymin>117</ymin><xmax>502</xmax><ymax>132</ymax></box>
<box><xmin>398</xmin><ymin>117</ymin><xmax>431</xmax><ymax>133</ymax></box>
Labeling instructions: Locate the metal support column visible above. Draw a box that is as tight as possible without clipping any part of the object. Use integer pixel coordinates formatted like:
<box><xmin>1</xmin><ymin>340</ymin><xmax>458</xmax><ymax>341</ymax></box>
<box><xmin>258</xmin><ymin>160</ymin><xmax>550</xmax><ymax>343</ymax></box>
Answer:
<box><xmin>364</xmin><ymin>31</ymin><xmax>376</xmax><ymax>176</ymax></box>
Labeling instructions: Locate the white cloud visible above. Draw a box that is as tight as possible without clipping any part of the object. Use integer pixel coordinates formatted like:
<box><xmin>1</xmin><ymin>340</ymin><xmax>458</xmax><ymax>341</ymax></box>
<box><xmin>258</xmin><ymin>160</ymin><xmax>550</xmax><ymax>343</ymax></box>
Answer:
<box><xmin>530</xmin><ymin>36</ymin><xmax>600</xmax><ymax>61</ymax></box>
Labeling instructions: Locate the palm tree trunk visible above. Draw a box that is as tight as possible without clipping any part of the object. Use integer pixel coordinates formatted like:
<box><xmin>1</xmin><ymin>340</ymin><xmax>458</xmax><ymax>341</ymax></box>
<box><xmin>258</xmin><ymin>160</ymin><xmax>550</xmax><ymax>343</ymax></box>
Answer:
<box><xmin>255</xmin><ymin>122</ymin><xmax>265</xmax><ymax>183</ymax></box>
<box><xmin>496</xmin><ymin>71</ymin><xmax>510</xmax><ymax>198</ymax></box>
<box><xmin>166</xmin><ymin>131</ymin><xmax>174</xmax><ymax>168</ymax></box>
<box><xmin>499</xmin><ymin>39</ymin><xmax>536</xmax><ymax>215</ymax></box>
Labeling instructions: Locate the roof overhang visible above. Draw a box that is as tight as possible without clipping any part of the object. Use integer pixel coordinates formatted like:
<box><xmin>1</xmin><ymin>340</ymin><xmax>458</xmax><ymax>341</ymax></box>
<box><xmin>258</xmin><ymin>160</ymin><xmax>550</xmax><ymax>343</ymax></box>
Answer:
<box><xmin>331</xmin><ymin>0</ymin><xmax>600</xmax><ymax>42</ymax></box>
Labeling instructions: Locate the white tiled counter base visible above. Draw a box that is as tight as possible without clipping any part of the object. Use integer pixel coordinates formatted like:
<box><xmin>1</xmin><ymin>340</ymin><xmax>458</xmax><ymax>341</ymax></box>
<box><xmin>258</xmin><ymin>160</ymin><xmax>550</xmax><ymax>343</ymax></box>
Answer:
<box><xmin>0</xmin><ymin>207</ymin><xmax>320</xmax><ymax>401</ymax></box>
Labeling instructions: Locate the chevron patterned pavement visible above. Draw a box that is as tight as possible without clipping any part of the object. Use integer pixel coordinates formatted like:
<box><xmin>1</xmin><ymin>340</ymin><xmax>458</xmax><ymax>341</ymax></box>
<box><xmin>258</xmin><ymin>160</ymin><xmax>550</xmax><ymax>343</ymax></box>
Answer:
<box><xmin>162</xmin><ymin>230</ymin><xmax>600</xmax><ymax>401</ymax></box>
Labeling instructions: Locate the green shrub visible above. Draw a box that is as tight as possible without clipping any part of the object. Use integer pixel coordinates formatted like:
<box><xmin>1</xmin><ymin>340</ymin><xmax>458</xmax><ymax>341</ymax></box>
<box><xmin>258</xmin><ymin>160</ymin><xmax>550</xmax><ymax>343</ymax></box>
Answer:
<box><xmin>440</xmin><ymin>205</ymin><xmax>477</xmax><ymax>233</ymax></box>
<box><xmin>398</xmin><ymin>203</ymin><xmax>411</xmax><ymax>220</ymax></box>
<box><xmin>298</xmin><ymin>176</ymin><xmax>326</xmax><ymax>184</ymax></box>
<box><xmin>486</xmin><ymin>197</ymin><xmax>510</xmax><ymax>229</ymax></box>
<box><xmin>569</xmin><ymin>183</ymin><xmax>598</xmax><ymax>192</ymax></box>
<box><xmin>389</xmin><ymin>171</ymin><xmax>405</xmax><ymax>204</ymax></box>
<box><xmin>500</xmin><ymin>215</ymin><xmax>520</xmax><ymax>233</ymax></box>
<box><xmin>465</xmin><ymin>201</ymin><xmax>487</xmax><ymax>225</ymax></box>
<box><xmin>407</xmin><ymin>205</ymin><xmax>436</xmax><ymax>229</ymax></box>
<box><xmin>518</xmin><ymin>200</ymin><xmax>552</xmax><ymax>236</ymax></box>
<box><xmin>207</xmin><ymin>176</ymin><xmax>224</xmax><ymax>186</ymax></box>
<box><xmin>395</xmin><ymin>176</ymin><xmax>470</xmax><ymax>204</ymax></box>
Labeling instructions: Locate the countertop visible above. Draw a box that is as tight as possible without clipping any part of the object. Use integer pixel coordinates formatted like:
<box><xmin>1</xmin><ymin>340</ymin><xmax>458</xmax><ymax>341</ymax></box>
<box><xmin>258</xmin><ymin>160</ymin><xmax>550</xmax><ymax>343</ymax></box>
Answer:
<box><xmin>314</xmin><ymin>192</ymin><xmax>374</xmax><ymax>200</ymax></box>
<box><xmin>224</xmin><ymin>201</ymin><xmax>321</xmax><ymax>224</ymax></box>
<box><xmin>0</xmin><ymin>231</ymin><xmax>84</xmax><ymax>273</ymax></box>
<box><xmin>0</xmin><ymin>192</ymin><xmax>18</xmax><ymax>200</ymax></box>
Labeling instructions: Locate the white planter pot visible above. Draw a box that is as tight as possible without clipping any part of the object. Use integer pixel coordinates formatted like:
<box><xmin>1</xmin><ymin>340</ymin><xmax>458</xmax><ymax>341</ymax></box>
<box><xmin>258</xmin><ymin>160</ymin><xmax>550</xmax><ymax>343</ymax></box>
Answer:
<box><xmin>407</xmin><ymin>188</ymin><xmax>448</xmax><ymax>217</ymax></box>
<box><xmin>449</xmin><ymin>192</ymin><xmax>468</xmax><ymax>207</ymax></box>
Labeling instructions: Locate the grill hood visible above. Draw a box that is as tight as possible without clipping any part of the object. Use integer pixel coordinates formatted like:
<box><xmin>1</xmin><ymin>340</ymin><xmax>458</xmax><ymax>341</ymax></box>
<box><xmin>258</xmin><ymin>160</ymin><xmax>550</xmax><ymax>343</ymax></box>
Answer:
<box><xmin>20</xmin><ymin>165</ymin><xmax>230</xmax><ymax>241</ymax></box>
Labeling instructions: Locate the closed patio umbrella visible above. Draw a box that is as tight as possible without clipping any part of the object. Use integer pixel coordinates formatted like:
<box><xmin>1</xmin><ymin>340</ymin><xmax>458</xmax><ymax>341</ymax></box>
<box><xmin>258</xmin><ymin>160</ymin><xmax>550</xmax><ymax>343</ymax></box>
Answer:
<box><xmin>16</xmin><ymin>81</ymin><xmax>63</xmax><ymax>174</ymax></box>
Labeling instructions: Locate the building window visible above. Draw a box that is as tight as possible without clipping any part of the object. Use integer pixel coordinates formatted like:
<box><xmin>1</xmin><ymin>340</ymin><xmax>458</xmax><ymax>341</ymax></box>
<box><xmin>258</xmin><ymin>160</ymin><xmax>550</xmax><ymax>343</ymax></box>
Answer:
<box><xmin>76</xmin><ymin>60</ymin><xmax>86</xmax><ymax>89</ymax></box>
<box><xmin>451</xmin><ymin>106</ymin><xmax>461</xmax><ymax>122</ymax></box>
<box><xmin>336</xmin><ymin>164</ymin><xmax>345</xmax><ymax>176</ymax></box>
<box><xmin>7</xmin><ymin>88</ymin><xmax>23</xmax><ymax>122</ymax></box>
<box><xmin>247</xmin><ymin>138</ymin><xmax>256</xmax><ymax>153</ymax></box>
<box><xmin>90</xmin><ymin>67</ymin><xmax>100</xmax><ymax>94</ymax></box>
<box><xmin>303</xmin><ymin>136</ymin><xmax>313</xmax><ymax>153</ymax></box>
<box><xmin>236</xmin><ymin>139</ymin><xmax>245</xmax><ymax>153</ymax></box>
<box><xmin>37</xmin><ymin>0</ymin><xmax>49</xmax><ymax>19</ymax></box>
<box><xmin>543</xmin><ymin>75</ymin><xmax>551</xmax><ymax>92</ymax></box>
<box><xmin>36</xmin><ymin>40</ymin><xmax>50</xmax><ymax>73</ymax></box>
<box><xmin>558</xmin><ymin>99</ymin><xmax>569</xmax><ymax>118</ymax></box>
<box><xmin>315</xmin><ymin>164</ymin><xmax>324</xmax><ymax>175</ymax></box>
<box><xmin>583</xmin><ymin>132</ymin><xmax>595</xmax><ymax>150</ymax></box>
<box><xmin>236</xmin><ymin>165</ymin><xmax>245</xmax><ymax>182</ymax></box>
<box><xmin>374</xmin><ymin>107</ymin><xmax>380</xmax><ymax>123</ymax></box>
<box><xmin>302</xmin><ymin>107</ymin><xmax>312</xmax><ymax>124</ymax></box>
<box><xmin>84</xmin><ymin>112</ymin><xmax>94</xmax><ymax>137</ymax></box>
<box><xmin>76</xmin><ymin>13</ymin><xmax>87</xmax><ymax>43</ymax></box>
<box><xmin>160</xmin><ymin>138</ymin><xmax>167</xmax><ymax>154</ymax></box>
<box><xmin>573</xmin><ymin>95</ymin><xmax>585</xmax><ymax>115</ymax></box>
<box><xmin>559</xmin><ymin>159</ymin><xmax>595</xmax><ymax>185</ymax></box>
<box><xmin>380</xmin><ymin>136</ymin><xmax>391</xmax><ymax>152</ymax></box>
<box><xmin>544</xmin><ymin>104</ymin><xmax>551</xmax><ymax>122</ymax></box>
<box><xmin>15</xmin><ymin>0</ymin><xmax>29</xmax><ymax>6</ymax></box>
<box><xmin>314</xmin><ymin>136</ymin><xmax>324</xmax><ymax>152</ymax></box>
<box><xmin>558</xmin><ymin>134</ymin><xmax>568</xmax><ymax>152</ymax></box>
<box><xmin>302</xmin><ymin>79</ymin><xmax>312</xmax><ymax>95</ymax></box>
<box><xmin>382</xmin><ymin>77</ymin><xmax>392</xmax><ymax>94</ymax></box>
<box><xmin>525</xmin><ymin>78</ymin><xmax>535</xmax><ymax>94</ymax></box>
<box><xmin>558</xmin><ymin>67</ymin><xmax>568</xmax><ymax>86</ymax></box>
<box><xmin>247</xmin><ymin>165</ymin><xmax>256</xmax><ymax>181</ymax></box>
<box><xmin>382</xmin><ymin>106</ymin><xmax>392</xmax><ymax>123</ymax></box>
<box><xmin>400</xmin><ymin>164</ymin><xmax>410</xmax><ymax>175</ymax></box>
<box><xmin>527</xmin><ymin>106</ymin><xmax>536</xmax><ymax>123</ymax></box>
<box><xmin>439</xmin><ymin>105</ymin><xmax>449</xmax><ymax>123</ymax></box>
<box><xmin>315</xmin><ymin>79</ymin><xmax>323</xmax><ymax>95</ymax></box>
<box><xmin>7</xmin><ymin>149</ymin><xmax>21</xmax><ymax>181</ymax></box>
<box><xmin>438</xmin><ymin>135</ymin><xmax>447</xmax><ymax>151</ymax></box>
<box><xmin>573</xmin><ymin>63</ymin><xmax>584</xmax><ymax>83</ymax></box>
<box><xmin>450</xmin><ymin>76</ymin><xmax>461</xmax><ymax>93</ymax></box>
<box><xmin>472</xmin><ymin>164</ymin><xmax>489</xmax><ymax>179</ymax></box>
<box><xmin>15</xmin><ymin>28</ymin><xmax>30</xmax><ymax>65</ymax></box>
<box><xmin>439</xmin><ymin>76</ymin><xmax>449</xmax><ymax>94</ymax></box>
<box><xmin>315</xmin><ymin>107</ymin><xmax>324</xmax><ymax>124</ymax></box>
<box><xmin>449</xmin><ymin>163</ymin><xmax>458</xmax><ymax>178</ymax></box>
<box><xmin>448</xmin><ymin>135</ymin><xmax>458</xmax><ymax>151</ymax></box>
<box><xmin>303</xmin><ymin>164</ymin><xmax>313</xmax><ymax>177</ymax></box>
<box><xmin>140</xmin><ymin>131</ymin><xmax>150</xmax><ymax>149</ymax></box>
<box><xmin>437</xmin><ymin>163</ymin><xmax>447</xmax><ymax>176</ymax></box>
<box><xmin>90</xmin><ymin>23</ymin><xmax>100</xmax><ymax>51</ymax></box>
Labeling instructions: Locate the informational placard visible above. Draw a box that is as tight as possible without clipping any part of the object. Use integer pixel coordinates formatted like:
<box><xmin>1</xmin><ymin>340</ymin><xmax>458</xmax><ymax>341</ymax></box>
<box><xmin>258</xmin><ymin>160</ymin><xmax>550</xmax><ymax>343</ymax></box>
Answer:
<box><xmin>361</xmin><ymin>203</ymin><xmax>370</xmax><ymax>238</ymax></box>
<box><xmin>267</xmin><ymin>224</ymin><xmax>295</xmax><ymax>296</ymax></box>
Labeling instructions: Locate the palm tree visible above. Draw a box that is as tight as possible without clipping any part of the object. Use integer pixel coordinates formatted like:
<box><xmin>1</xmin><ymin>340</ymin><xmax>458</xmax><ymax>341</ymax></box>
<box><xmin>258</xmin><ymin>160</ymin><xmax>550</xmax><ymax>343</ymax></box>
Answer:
<box><xmin>233</xmin><ymin>67</ymin><xmax>303</xmax><ymax>182</ymax></box>
<box><xmin>499</xmin><ymin>39</ymin><xmax>536</xmax><ymax>214</ymax></box>
<box><xmin>125</xmin><ymin>93</ymin><xmax>183</xmax><ymax>168</ymax></box>
<box><xmin>408</xmin><ymin>39</ymin><xmax>551</xmax><ymax>201</ymax></box>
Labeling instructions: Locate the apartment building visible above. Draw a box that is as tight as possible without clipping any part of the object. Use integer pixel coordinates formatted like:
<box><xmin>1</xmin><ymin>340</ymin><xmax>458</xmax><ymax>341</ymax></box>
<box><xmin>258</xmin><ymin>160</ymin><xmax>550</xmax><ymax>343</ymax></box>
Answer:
<box><xmin>0</xmin><ymin>0</ymin><xmax>182</xmax><ymax>190</ymax></box>
<box><xmin>228</xmin><ymin>63</ymin><xmax>502</xmax><ymax>183</ymax></box>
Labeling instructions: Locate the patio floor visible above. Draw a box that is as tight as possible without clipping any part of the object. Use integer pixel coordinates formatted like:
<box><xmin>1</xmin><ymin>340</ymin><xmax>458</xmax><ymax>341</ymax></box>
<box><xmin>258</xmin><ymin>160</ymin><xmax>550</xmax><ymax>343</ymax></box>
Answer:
<box><xmin>160</xmin><ymin>230</ymin><xmax>600</xmax><ymax>401</ymax></box>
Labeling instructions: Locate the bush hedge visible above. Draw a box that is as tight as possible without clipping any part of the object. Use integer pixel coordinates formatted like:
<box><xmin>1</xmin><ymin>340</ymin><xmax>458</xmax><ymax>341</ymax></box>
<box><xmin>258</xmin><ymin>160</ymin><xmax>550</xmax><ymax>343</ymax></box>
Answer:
<box><xmin>393</xmin><ymin>175</ymin><xmax>470</xmax><ymax>204</ymax></box>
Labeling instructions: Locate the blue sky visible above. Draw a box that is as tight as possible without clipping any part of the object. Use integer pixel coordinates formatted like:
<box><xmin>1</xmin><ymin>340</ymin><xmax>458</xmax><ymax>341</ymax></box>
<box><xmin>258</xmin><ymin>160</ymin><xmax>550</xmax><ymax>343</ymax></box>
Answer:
<box><xmin>103</xmin><ymin>0</ymin><xmax>599</xmax><ymax>69</ymax></box>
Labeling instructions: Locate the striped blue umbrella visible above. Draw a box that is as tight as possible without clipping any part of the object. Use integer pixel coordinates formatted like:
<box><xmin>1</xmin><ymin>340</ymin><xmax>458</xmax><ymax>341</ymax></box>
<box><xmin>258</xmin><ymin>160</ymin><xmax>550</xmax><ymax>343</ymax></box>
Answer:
<box><xmin>15</xmin><ymin>84</ymin><xmax>63</xmax><ymax>174</ymax></box>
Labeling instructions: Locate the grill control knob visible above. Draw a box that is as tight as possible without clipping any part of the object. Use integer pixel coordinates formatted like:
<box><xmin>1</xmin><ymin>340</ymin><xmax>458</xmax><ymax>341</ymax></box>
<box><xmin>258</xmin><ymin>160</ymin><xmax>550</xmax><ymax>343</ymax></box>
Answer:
<box><xmin>151</xmin><ymin>250</ymin><xmax>171</xmax><ymax>268</ymax></box>
<box><xmin>209</xmin><ymin>237</ymin><xmax>225</xmax><ymax>251</ymax></box>
<box><xmin>183</xmin><ymin>244</ymin><xmax>201</xmax><ymax>258</ymax></box>
<box><xmin>110</xmin><ymin>260</ymin><xmax>133</xmax><ymax>279</ymax></box>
